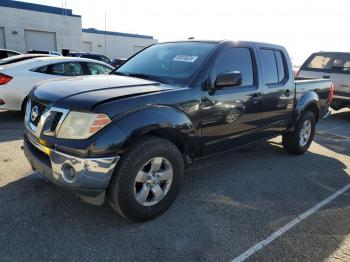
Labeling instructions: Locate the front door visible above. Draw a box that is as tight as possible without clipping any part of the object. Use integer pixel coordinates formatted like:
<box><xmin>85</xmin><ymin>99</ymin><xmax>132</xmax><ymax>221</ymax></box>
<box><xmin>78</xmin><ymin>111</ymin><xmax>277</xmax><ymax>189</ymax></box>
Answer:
<box><xmin>201</xmin><ymin>46</ymin><xmax>264</xmax><ymax>155</ymax></box>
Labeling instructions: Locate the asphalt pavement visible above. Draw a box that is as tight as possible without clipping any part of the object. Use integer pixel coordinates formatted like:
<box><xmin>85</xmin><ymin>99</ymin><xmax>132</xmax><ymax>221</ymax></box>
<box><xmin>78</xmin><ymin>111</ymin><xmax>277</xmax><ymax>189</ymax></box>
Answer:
<box><xmin>0</xmin><ymin>109</ymin><xmax>349</xmax><ymax>262</ymax></box>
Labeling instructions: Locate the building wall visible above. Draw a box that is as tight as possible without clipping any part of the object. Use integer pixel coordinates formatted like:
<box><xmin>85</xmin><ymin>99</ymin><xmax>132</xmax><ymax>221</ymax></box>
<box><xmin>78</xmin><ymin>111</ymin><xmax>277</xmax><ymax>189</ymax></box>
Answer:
<box><xmin>0</xmin><ymin>6</ymin><xmax>82</xmax><ymax>53</ymax></box>
<box><xmin>82</xmin><ymin>32</ymin><xmax>157</xmax><ymax>59</ymax></box>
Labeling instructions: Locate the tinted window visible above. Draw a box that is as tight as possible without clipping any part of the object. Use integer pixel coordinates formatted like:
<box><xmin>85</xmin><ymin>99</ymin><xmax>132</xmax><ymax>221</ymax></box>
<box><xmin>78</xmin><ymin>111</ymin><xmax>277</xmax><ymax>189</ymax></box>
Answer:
<box><xmin>0</xmin><ymin>50</ymin><xmax>7</xmax><ymax>59</ymax></box>
<box><xmin>115</xmin><ymin>42</ymin><xmax>217</xmax><ymax>85</ymax></box>
<box><xmin>275</xmin><ymin>50</ymin><xmax>286</xmax><ymax>82</ymax></box>
<box><xmin>7</xmin><ymin>51</ymin><xmax>19</xmax><ymax>58</ymax></box>
<box><xmin>304</xmin><ymin>52</ymin><xmax>350</xmax><ymax>73</ymax></box>
<box><xmin>51</xmin><ymin>62</ymin><xmax>84</xmax><ymax>76</ymax></box>
<box><xmin>87</xmin><ymin>63</ymin><xmax>112</xmax><ymax>75</ymax></box>
<box><xmin>260</xmin><ymin>49</ymin><xmax>278</xmax><ymax>84</ymax></box>
<box><xmin>212</xmin><ymin>47</ymin><xmax>254</xmax><ymax>86</ymax></box>
<box><xmin>35</xmin><ymin>66</ymin><xmax>48</xmax><ymax>73</ymax></box>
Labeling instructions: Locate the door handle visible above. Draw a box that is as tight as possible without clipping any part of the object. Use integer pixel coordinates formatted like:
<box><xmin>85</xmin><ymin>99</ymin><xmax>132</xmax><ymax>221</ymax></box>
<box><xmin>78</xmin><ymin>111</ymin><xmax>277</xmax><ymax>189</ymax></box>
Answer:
<box><xmin>251</xmin><ymin>92</ymin><xmax>262</xmax><ymax>98</ymax></box>
<box><xmin>284</xmin><ymin>89</ymin><xmax>292</xmax><ymax>96</ymax></box>
<box><xmin>251</xmin><ymin>92</ymin><xmax>262</xmax><ymax>104</ymax></box>
<box><xmin>323</xmin><ymin>75</ymin><xmax>330</xmax><ymax>79</ymax></box>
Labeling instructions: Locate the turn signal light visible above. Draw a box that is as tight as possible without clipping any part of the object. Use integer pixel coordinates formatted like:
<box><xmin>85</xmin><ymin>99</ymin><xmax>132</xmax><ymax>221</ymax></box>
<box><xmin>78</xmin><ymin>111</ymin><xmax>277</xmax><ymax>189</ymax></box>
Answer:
<box><xmin>89</xmin><ymin>114</ymin><xmax>112</xmax><ymax>134</ymax></box>
<box><xmin>0</xmin><ymin>73</ymin><xmax>13</xmax><ymax>85</ymax></box>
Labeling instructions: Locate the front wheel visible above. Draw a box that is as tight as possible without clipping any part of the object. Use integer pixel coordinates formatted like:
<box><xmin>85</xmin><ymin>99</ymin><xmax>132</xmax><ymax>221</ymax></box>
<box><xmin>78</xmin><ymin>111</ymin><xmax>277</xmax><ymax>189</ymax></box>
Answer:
<box><xmin>282</xmin><ymin>111</ymin><xmax>316</xmax><ymax>155</ymax></box>
<box><xmin>107</xmin><ymin>136</ymin><xmax>184</xmax><ymax>222</ymax></box>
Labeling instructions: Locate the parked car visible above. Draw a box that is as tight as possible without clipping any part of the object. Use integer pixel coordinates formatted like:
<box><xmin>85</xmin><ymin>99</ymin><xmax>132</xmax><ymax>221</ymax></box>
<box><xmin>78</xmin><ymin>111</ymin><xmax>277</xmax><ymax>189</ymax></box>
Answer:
<box><xmin>23</xmin><ymin>40</ymin><xmax>333</xmax><ymax>222</ymax></box>
<box><xmin>298</xmin><ymin>52</ymin><xmax>350</xmax><ymax>110</ymax></box>
<box><xmin>27</xmin><ymin>50</ymin><xmax>62</xmax><ymax>56</ymax></box>
<box><xmin>69</xmin><ymin>52</ymin><xmax>112</xmax><ymax>65</ymax></box>
<box><xmin>0</xmin><ymin>48</ymin><xmax>22</xmax><ymax>59</ymax></box>
<box><xmin>0</xmin><ymin>54</ymin><xmax>50</xmax><ymax>66</ymax></box>
<box><xmin>0</xmin><ymin>57</ymin><xmax>113</xmax><ymax>111</ymax></box>
<box><xmin>111</xmin><ymin>58</ymin><xmax>127</xmax><ymax>68</ymax></box>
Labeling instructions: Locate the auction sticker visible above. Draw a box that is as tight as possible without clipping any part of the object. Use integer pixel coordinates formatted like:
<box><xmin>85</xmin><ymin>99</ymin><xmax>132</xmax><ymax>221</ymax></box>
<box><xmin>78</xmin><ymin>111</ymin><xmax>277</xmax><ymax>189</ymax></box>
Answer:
<box><xmin>173</xmin><ymin>55</ymin><xmax>198</xmax><ymax>63</ymax></box>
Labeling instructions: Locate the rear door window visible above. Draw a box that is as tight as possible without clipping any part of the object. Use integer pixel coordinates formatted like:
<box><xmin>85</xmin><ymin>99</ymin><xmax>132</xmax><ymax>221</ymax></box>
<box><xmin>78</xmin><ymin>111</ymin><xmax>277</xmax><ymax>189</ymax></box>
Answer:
<box><xmin>50</xmin><ymin>62</ymin><xmax>84</xmax><ymax>76</ymax></box>
<box><xmin>86</xmin><ymin>63</ymin><xmax>112</xmax><ymax>75</ymax></box>
<box><xmin>260</xmin><ymin>49</ymin><xmax>287</xmax><ymax>84</ymax></box>
<box><xmin>275</xmin><ymin>50</ymin><xmax>286</xmax><ymax>82</ymax></box>
<box><xmin>260</xmin><ymin>49</ymin><xmax>278</xmax><ymax>84</ymax></box>
<box><xmin>303</xmin><ymin>52</ymin><xmax>350</xmax><ymax>74</ymax></box>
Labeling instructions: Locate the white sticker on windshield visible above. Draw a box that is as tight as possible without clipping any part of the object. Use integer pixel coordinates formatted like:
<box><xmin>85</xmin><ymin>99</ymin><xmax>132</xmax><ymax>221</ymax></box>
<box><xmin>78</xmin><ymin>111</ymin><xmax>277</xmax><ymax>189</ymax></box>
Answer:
<box><xmin>173</xmin><ymin>55</ymin><xmax>198</xmax><ymax>63</ymax></box>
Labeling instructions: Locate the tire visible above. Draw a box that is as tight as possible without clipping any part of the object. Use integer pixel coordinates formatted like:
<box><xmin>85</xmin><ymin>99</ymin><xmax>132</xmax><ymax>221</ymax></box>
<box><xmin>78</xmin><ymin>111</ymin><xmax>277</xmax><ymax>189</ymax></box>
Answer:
<box><xmin>282</xmin><ymin>111</ymin><xmax>316</xmax><ymax>155</ymax></box>
<box><xmin>107</xmin><ymin>136</ymin><xmax>184</xmax><ymax>222</ymax></box>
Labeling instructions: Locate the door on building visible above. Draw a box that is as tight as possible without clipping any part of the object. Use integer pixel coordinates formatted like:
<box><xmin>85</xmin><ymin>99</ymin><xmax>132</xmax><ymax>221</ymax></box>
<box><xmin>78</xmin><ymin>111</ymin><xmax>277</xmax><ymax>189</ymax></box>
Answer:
<box><xmin>133</xmin><ymin>46</ymin><xmax>146</xmax><ymax>54</ymax></box>
<box><xmin>82</xmin><ymin>41</ymin><xmax>92</xmax><ymax>52</ymax></box>
<box><xmin>0</xmin><ymin>27</ymin><xmax>5</xmax><ymax>48</ymax></box>
<box><xmin>24</xmin><ymin>30</ymin><xmax>57</xmax><ymax>51</ymax></box>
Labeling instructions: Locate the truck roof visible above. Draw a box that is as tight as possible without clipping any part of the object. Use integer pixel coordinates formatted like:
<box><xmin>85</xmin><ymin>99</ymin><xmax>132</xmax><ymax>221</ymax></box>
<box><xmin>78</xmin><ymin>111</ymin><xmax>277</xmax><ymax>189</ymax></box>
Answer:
<box><xmin>161</xmin><ymin>40</ymin><xmax>286</xmax><ymax>50</ymax></box>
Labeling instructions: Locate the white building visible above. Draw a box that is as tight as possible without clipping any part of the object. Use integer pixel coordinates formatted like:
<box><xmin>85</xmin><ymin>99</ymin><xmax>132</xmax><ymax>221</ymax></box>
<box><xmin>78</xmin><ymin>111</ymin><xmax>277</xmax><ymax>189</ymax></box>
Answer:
<box><xmin>82</xmin><ymin>28</ymin><xmax>156</xmax><ymax>59</ymax></box>
<box><xmin>0</xmin><ymin>0</ymin><xmax>157</xmax><ymax>58</ymax></box>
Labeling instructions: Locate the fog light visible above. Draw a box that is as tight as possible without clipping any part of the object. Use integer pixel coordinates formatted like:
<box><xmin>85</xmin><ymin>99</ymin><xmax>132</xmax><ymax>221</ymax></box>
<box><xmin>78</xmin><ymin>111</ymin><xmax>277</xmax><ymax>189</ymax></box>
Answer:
<box><xmin>61</xmin><ymin>164</ymin><xmax>76</xmax><ymax>183</ymax></box>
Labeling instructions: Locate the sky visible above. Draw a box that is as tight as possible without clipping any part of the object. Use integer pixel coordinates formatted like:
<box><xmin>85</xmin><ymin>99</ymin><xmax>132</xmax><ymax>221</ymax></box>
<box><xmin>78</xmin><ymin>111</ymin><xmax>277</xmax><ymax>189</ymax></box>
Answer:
<box><xmin>22</xmin><ymin>0</ymin><xmax>349</xmax><ymax>65</ymax></box>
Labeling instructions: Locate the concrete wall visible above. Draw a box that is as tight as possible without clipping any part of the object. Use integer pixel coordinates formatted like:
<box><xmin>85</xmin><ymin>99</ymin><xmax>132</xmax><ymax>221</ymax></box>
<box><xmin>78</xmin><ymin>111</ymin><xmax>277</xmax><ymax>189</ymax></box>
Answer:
<box><xmin>82</xmin><ymin>32</ymin><xmax>157</xmax><ymax>59</ymax></box>
<box><xmin>0</xmin><ymin>6</ymin><xmax>82</xmax><ymax>53</ymax></box>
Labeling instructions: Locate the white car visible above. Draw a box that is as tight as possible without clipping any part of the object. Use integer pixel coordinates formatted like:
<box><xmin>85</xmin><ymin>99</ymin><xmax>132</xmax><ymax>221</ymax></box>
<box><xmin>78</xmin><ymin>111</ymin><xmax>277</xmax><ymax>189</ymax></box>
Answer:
<box><xmin>0</xmin><ymin>56</ymin><xmax>114</xmax><ymax>111</ymax></box>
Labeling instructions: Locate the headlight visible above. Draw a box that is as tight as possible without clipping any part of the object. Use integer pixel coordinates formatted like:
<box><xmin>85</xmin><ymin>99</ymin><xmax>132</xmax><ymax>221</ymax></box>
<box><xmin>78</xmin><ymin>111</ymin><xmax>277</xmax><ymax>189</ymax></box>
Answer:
<box><xmin>57</xmin><ymin>111</ymin><xmax>111</xmax><ymax>139</ymax></box>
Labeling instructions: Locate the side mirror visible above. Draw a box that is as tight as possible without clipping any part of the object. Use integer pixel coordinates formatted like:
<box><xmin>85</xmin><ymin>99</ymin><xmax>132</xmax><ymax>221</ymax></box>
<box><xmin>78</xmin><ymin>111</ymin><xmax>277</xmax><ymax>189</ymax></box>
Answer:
<box><xmin>214</xmin><ymin>71</ymin><xmax>242</xmax><ymax>89</ymax></box>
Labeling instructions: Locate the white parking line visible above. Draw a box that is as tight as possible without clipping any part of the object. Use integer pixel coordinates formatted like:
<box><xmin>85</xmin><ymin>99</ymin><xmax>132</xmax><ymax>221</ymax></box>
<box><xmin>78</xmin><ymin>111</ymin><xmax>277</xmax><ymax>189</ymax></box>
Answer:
<box><xmin>231</xmin><ymin>183</ymin><xmax>350</xmax><ymax>262</ymax></box>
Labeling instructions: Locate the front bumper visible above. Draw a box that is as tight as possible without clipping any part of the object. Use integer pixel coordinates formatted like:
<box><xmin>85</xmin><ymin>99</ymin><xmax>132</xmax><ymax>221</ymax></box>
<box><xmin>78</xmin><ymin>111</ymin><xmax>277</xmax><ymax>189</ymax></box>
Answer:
<box><xmin>23</xmin><ymin>132</ymin><xmax>119</xmax><ymax>205</ymax></box>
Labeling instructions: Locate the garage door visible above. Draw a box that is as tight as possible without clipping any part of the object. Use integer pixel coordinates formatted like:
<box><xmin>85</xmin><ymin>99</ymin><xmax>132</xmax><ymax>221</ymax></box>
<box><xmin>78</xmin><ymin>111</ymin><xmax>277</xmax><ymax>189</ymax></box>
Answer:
<box><xmin>82</xmin><ymin>41</ymin><xmax>92</xmax><ymax>52</ymax></box>
<box><xmin>0</xmin><ymin>27</ymin><xmax>5</xmax><ymax>49</ymax></box>
<box><xmin>24</xmin><ymin>30</ymin><xmax>57</xmax><ymax>51</ymax></box>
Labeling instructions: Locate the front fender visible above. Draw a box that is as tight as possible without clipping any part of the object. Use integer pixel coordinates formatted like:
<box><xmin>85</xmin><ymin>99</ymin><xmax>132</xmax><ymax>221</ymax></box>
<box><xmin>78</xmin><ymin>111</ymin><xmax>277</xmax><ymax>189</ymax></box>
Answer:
<box><xmin>116</xmin><ymin>106</ymin><xmax>200</xmax><ymax>158</ymax></box>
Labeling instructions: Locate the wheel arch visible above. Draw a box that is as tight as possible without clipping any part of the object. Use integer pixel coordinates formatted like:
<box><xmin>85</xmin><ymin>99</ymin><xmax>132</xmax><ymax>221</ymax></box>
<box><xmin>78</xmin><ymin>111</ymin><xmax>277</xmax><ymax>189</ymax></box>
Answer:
<box><xmin>295</xmin><ymin>91</ymin><xmax>320</xmax><ymax>124</ymax></box>
<box><xmin>116</xmin><ymin>106</ymin><xmax>201</xmax><ymax>162</ymax></box>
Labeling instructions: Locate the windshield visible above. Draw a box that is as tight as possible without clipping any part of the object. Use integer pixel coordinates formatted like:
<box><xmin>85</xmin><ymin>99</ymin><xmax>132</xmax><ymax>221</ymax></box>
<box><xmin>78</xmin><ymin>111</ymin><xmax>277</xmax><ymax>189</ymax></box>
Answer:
<box><xmin>112</xmin><ymin>42</ymin><xmax>218</xmax><ymax>84</ymax></box>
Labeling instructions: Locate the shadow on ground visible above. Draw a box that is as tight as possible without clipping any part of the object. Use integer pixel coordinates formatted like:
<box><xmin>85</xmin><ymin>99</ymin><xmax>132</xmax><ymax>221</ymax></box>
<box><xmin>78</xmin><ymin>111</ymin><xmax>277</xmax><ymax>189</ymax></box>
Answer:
<box><xmin>0</xmin><ymin>140</ymin><xmax>349</xmax><ymax>261</ymax></box>
<box><xmin>0</xmin><ymin>110</ymin><xmax>24</xmax><ymax>143</ymax></box>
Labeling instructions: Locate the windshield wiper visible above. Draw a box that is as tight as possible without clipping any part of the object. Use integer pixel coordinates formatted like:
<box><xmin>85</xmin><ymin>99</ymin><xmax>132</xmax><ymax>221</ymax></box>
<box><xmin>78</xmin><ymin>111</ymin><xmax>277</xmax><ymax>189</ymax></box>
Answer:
<box><xmin>127</xmin><ymin>73</ymin><xmax>166</xmax><ymax>83</ymax></box>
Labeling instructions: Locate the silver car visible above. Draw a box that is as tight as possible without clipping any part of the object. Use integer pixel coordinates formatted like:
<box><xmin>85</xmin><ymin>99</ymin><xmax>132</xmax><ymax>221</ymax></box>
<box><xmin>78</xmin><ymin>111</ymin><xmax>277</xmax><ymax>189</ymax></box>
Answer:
<box><xmin>298</xmin><ymin>52</ymin><xmax>350</xmax><ymax>110</ymax></box>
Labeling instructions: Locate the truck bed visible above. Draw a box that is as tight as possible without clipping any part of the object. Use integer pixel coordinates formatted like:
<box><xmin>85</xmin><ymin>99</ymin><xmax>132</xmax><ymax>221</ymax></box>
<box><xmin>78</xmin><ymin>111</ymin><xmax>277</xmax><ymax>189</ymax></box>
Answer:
<box><xmin>295</xmin><ymin>77</ymin><xmax>332</xmax><ymax>118</ymax></box>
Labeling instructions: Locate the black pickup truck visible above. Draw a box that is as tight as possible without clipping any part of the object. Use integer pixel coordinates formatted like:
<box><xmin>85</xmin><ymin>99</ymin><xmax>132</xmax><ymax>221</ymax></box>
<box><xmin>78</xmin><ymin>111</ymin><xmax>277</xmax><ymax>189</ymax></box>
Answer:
<box><xmin>23</xmin><ymin>40</ymin><xmax>333</xmax><ymax>221</ymax></box>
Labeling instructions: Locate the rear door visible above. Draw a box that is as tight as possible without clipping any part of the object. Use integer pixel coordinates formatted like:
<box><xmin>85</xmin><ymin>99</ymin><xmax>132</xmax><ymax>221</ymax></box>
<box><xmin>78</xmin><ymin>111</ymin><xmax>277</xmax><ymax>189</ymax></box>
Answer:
<box><xmin>299</xmin><ymin>52</ymin><xmax>350</xmax><ymax>99</ymax></box>
<box><xmin>258</xmin><ymin>48</ymin><xmax>294</xmax><ymax>135</ymax></box>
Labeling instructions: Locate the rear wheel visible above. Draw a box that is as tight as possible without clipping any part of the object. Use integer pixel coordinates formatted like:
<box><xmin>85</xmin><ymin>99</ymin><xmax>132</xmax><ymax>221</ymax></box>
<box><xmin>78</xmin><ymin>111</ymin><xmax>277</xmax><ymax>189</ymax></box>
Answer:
<box><xmin>107</xmin><ymin>136</ymin><xmax>184</xmax><ymax>222</ymax></box>
<box><xmin>282</xmin><ymin>111</ymin><xmax>316</xmax><ymax>155</ymax></box>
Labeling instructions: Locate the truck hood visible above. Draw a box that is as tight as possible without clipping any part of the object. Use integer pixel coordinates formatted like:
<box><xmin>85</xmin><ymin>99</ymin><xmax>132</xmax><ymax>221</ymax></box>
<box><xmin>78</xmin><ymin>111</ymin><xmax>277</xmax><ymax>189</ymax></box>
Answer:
<box><xmin>31</xmin><ymin>75</ymin><xmax>175</xmax><ymax>110</ymax></box>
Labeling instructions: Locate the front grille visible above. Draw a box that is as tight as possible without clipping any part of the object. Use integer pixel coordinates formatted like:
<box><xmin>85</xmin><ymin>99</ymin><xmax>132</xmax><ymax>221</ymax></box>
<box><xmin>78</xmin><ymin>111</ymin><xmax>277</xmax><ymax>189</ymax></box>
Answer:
<box><xmin>51</xmin><ymin>112</ymin><xmax>63</xmax><ymax>132</ymax></box>
<box><xmin>29</xmin><ymin>100</ymin><xmax>46</xmax><ymax>127</ymax></box>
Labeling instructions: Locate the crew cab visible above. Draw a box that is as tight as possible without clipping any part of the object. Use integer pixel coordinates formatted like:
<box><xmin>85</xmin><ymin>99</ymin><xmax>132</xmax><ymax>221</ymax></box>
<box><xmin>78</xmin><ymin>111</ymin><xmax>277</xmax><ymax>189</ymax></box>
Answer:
<box><xmin>298</xmin><ymin>51</ymin><xmax>350</xmax><ymax>110</ymax></box>
<box><xmin>23</xmin><ymin>40</ymin><xmax>333</xmax><ymax>221</ymax></box>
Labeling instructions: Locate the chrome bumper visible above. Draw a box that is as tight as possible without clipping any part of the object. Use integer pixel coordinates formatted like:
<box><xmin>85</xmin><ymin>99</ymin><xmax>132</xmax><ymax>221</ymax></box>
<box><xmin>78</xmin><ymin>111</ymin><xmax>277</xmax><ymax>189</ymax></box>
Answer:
<box><xmin>23</xmin><ymin>132</ymin><xmax>119</xmax><ymax>205</ymax></box>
